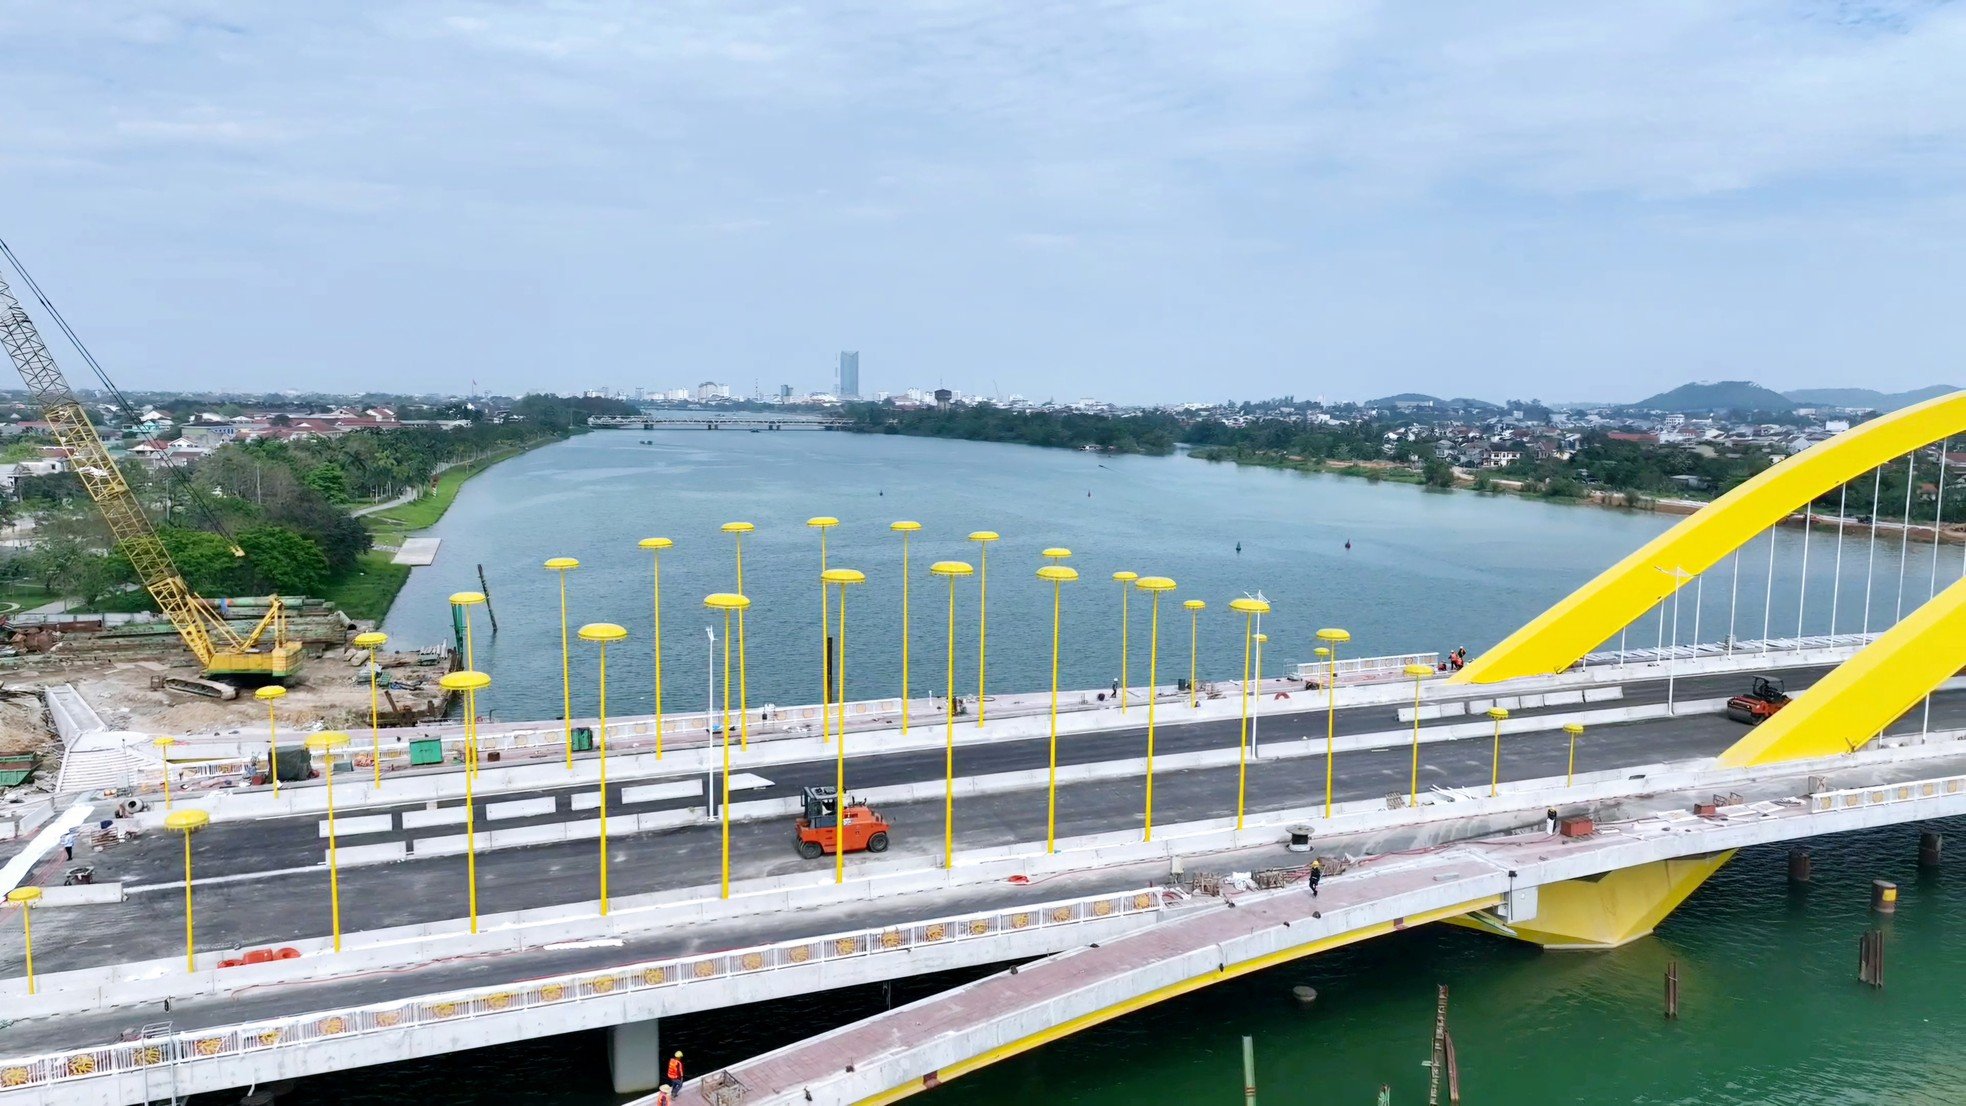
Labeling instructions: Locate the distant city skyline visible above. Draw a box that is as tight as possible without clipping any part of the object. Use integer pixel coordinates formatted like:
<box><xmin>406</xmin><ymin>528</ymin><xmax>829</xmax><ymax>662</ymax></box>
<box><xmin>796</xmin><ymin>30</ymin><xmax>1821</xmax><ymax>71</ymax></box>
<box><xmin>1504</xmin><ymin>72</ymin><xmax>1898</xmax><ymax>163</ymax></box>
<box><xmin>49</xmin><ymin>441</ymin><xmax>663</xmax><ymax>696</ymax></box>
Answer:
<box><xmin>3</xmin><ymin>5</ymin><xmax>1964</xmax><ymax>403</ymax></box>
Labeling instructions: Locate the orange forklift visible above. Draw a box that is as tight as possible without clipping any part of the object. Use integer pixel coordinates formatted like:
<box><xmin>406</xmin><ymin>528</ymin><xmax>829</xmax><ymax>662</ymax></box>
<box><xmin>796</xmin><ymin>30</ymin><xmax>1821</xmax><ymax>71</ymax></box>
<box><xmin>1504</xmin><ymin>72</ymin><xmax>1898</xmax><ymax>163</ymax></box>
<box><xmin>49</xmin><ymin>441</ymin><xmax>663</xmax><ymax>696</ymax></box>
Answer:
<box><xmin>1725</xmin><ymin>676</ymin><xmax>1791</xmax><ymax>724</ymax></box>
<box><xmin>794</xmin><ymin>786</ymin><xmax>891</xmax><ymax>859</ymax></box>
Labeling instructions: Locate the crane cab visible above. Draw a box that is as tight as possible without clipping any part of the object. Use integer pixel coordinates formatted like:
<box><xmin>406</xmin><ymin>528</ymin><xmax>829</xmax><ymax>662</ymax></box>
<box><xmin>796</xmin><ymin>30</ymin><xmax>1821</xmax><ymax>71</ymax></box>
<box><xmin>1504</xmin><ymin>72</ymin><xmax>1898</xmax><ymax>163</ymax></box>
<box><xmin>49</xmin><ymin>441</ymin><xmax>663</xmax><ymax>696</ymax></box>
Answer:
<box><xmin>795</xmin><ymin>786</ymin><xmax>890</xmax><ymax>859</ymax></box>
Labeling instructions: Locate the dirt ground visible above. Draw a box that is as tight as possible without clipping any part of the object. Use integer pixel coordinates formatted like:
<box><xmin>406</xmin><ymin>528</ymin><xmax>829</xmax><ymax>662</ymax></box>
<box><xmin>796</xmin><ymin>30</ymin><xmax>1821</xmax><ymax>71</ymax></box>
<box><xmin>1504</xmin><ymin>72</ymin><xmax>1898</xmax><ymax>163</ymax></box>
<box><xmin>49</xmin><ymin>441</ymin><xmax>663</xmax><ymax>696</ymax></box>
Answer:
<box><xmin>3</xmin><ymin>648</ymin><xmax>448</xmax><ymax>738</ymax></box>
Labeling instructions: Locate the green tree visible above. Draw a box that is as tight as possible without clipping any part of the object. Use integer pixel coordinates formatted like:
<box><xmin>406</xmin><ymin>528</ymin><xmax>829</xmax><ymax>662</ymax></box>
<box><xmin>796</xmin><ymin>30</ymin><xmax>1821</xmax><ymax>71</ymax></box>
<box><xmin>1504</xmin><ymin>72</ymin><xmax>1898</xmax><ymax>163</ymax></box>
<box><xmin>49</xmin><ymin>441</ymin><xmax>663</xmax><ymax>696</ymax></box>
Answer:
<box><xmin>159</xmin><ymin>527</ymin><xmax>249</xmax><ymax>597</ymax></box>
<box><xmin>237</xmin><ymin>525</ymin><xmax>331</xmax><ymax>596</ymax></box>
<box><xmin>1421</xmin><ymin>457</ymin><xmax>1457</xmax><ymax>488</ymax></box>
<box><xmin>304</xmin><ymin>462</ymin><xmax>352</xmax><ymax>505</ymax></box>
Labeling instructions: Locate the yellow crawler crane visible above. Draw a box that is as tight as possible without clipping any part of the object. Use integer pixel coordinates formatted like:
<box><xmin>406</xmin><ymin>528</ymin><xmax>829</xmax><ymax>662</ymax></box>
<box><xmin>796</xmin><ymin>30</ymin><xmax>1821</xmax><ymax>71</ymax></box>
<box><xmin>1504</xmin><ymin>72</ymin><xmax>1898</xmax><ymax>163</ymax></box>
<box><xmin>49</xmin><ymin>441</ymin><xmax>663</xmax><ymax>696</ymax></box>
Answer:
<box><xmin>0</xmin><ymin>265</ymin><xmax>301</xmax><ymax>683</ymax></box>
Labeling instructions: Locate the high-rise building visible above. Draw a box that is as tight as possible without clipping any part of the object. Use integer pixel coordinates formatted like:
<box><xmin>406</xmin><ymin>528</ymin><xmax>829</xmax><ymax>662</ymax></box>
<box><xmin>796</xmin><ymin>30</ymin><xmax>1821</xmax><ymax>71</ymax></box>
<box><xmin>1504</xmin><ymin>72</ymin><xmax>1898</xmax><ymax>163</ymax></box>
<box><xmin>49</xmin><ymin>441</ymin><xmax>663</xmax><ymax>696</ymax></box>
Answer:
<box><xmin>837</xmin><ymin>351</ymin><xmax>860</xmax><ymax>399</ymax></box>
<box><xmin>778</xmin><ymin>384</ymin><xmax>793</xmax><ymax>401</ymax></box>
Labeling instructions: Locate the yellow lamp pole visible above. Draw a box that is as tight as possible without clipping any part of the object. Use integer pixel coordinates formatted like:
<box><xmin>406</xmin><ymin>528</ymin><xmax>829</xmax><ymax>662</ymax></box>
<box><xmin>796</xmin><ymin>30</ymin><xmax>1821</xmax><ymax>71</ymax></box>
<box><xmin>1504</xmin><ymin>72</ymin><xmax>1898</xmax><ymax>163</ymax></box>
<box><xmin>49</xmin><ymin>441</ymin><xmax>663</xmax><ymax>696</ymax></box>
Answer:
<box><xmin>579</xmin><ymin>622</ymin><xmax>629</xmax><ymax>915</ymax></box>
<box><xmin>1564</xmin><ymin>722</ymin><xmax>1585</xmax><ymax>787</ymax></box>
<box><xmin>1111</xmin><ymin>571</ymin><xmax>1138</xmax><ymax>711</ymax></box>
<box><xmin>304</xmin><ymin>731</ymin><xmax>352</xmax><ymax>951</ymax></box>
<box><xmin>1229</xmin><ymin>597</ymin><xmax>1269</xmax><ymax>831</ymax></box>
<box><xmin>1134</xmin><ymin>576</ymin><xmax>1177</xmax><ymax>841</ymax></box>
<box><xmin>449</xmin><ymin>590</ymin><xmax>486</xmax><ymax>669</ymax></box>
<box><xmin>1315</xmin><ymin>627</ymin><xmax>1351</xmax><ymax>819</ymax></box>
<box><xmin>1042</xmin><ymin>547</ymin><xmax>1072</xmax><ymax>563</ymax></box>
<box><xmin>438</xmin><ymin>670</ymin><xmax>491</xmax><ymax>932</ymax></box>
<box><xmin>544</xmin><ymin>558</ymin><xmax>580</xmax><ymax>770</ymax></box>
<box><xmin>164</xmin><ymin>808</ymin><xmax>211</xmax><ymax>973</ymax></box>
<box><xmin>8</xmin><ymin>886</ymin><xmax>41</xmax><ymax>994</ymax></box>
<box><xmin>929</xmin><ymin>561</ymin><xmax>974</xmax><ymax>867</ymax></box>
<box><xmin>722</xmin><ymin>522</ymin><xmax>757</xmax><ymax>748</ymax></box>
<box><xmin>1185</xmin><ymin>599</ymin><xmax>1206</xmax><ymax>708</ymax></box>
<box><xmin>802</xmin><ymin>517</ymin><xmax>838</xmax><ymax>747</ymax></box>
<box><xmin>1487</xmin><ymin>707</ymin><xmax>1510</xmax><ymax>797</ymax></box>
<box><xmin>353</xmin><ymin>631</ymin><xmax>389</xmax><ymax>786</ymax></box>
<box><xmin>448</xmin><ymin>591</ymin><xmax>487</xmax><ymax>776</ymax></box>
<box><xmin>1404</xmin><ymin>663</ymin><xmax>1433</xmax><ymax>807</ymax></box>
<box><xmin>638</xmin><ymin>537</ymin><xmax>674</xmax><ymax>757</ymax></box>
<box><xmin>703</xmin><ymin>593</ymin><xmax>750</xmax><ymax>899</ymax></box>
<box><xmin>968</xmin><ymin>532</ymin><xmax>999</xmax><ymax>727</ymax></box>
<box><xmin>1036</xmin><ymin>564</ymin><xmax>1077</xmax><ymax>852</ymax></box>
<box><xmin>823</xmin><ymin>568</ymin><xmax>866</xmax><ymax>884</ymax></box>
<box><xmin>255</xmin><ymin>685</ymin><xmax>286</xmax><ymax>796</ymax></box>
<box><xmin>151</xmin><ymin>736</ymin><xmax>176</xmax><ymax>810</ymax></box>
<box><xmin>891</xmin><ymin>522</ymin><xmax>921</xmax><ymax>733</ymax></box>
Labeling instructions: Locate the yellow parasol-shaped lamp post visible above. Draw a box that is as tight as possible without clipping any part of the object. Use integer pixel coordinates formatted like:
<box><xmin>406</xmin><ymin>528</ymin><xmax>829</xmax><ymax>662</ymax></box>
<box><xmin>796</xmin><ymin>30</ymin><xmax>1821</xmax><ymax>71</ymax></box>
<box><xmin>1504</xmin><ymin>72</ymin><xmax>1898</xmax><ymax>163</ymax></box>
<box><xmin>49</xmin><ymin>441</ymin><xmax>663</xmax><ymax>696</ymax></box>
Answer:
<box><xmin>1037</xmin><ymin>564</ymin><xmax>1077</xmax><ymax>852</ymax></box>
<box><xmin>304</xmin><ymin>731</ymin><xmax>352</xmax><ymax>950</ymax></box>
<box><xmin>449</xmin><ymin>590</ymin><xmax>486</xmax><ymax>669</ymax></box>
<box><xmin>722</xmin><ymin>522</ymin><xmax>756</xmax><ymax>748</ymax></box>
<box><xmin>890</xmin><ymin>522</ymin><xmax>921</xmax><ymax>733</ymax></box>
<box><xmin>1315</xmin><ymin>627</ymin><xmax>1351</xmax><ymax>819</ymax></box>
<box><xmin>1184</xmin><ymin>599</ymin><xmax>1206</xmax><ymax>708</ymax></box>
<box><xmin>8</xmin><ymin>886</ymin><xmax>42</xmax><ymax>994</ymax></box>
<box><xmin>449</xmin><ymin>590</ymin><xmax>487</xmax><ymax>775</ymax></box>
<box><xmin>578</xmin><ymin>622</ymin><xmax>629</xmax><ymax>915</ymax></box>
<box><xmin>1404</xmin><ymin>663</ymin><xmax>1433</xmax><ymax>807</ymax></box>
<box><xmin>1487</xmin><ymin>707</ymin><xmax>1510</xmax><ymax>797</ymax></box>
<box><xmin>806</xmin><ymin>517</ymin><xmax>839</xmax><ymax>744</ymax></box>
<box><xmin>152</xmin><ymin>736</ymin><xmax>176</xmax><ymax>810</ymax></box>
<box><xmin>1564</xmin><ymin>722</ymin><xmax>1585</xmax><ymax>787</ymax></box>
<box><xmin>703</xmin><ymin>593</ymin><xmax>750</xmax><ymax>898</ymax></box>
<box><xmin>967</xmin><ymin>532</ymin><xmax>999</xmax><ymax>727</ymax></box>
<box><xmin>1111</xmin><ymin>571</ymin><xmax>1138</xmax><ymax>711</ymax></box>
<box><xmin>823</xmin><ymin>568</ymin><xmax>866</xmax><ymax>884</ymax></box>
<box><xmin>437</xmin><ymin>669</ymin><xmax>490</xmax><ymax>932</ymax></box>
<box><xmin>930</xmin><ymin>561</ymin><xmax>973</xmax><ymax>868</ymax></box>
<box><xmin>1229</xmin><ymin>597</ymin><xmax>1270</xmax><ymax>831</ymax></box>
<box><xmin>1134</xmin><ymin>576</ymin><xmax>1177</xmax><ymax>841</ymax></box>
<box><xmin>1042</xmin><ymin>547</ymin><xmax>1072</xmax><ymax>563</ymax></box>
<box><xmin>544</xmin><ymin>558</ymin><xmax>580</xmax><ymax>770</ymax></box>
<box><xmin>165</xmin><ymin>808</ymin><xmax>211</xmax><ymax>973</ymax></box>
<box><xmin>353</xmin><ymin>631</ymin><xmax>389</xmax><ymax>786</ymax></box>
<box><xmin>255</xmin><ymin>685</ymin><xmax>286</xmax><ymax>796</ymax></box>
<box><xmin>638</xmin><ymin>538</ymin><xmax>674</xmax><ymax>757</ymax></box>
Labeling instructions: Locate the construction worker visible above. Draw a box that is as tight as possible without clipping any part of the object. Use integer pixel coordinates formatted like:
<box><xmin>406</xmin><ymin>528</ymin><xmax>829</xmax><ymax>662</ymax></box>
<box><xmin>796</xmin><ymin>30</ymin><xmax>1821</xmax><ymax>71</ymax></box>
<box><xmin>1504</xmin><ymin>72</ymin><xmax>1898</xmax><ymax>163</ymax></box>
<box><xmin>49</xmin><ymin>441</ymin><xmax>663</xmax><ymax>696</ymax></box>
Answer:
<box><xmin>668</xmin><ymin>1051</ymin><xmax>685</xmax><ymax>1085</ymax></box>
<box><xmin>653</xmin><ymin>1085</ymin><xmax>673</xmax><ymax>1106</ymax></box>
<box><xmin>1308</xmin><ymin>858</ymin><xmax>1324</xmax><ymax>897</ymax></box>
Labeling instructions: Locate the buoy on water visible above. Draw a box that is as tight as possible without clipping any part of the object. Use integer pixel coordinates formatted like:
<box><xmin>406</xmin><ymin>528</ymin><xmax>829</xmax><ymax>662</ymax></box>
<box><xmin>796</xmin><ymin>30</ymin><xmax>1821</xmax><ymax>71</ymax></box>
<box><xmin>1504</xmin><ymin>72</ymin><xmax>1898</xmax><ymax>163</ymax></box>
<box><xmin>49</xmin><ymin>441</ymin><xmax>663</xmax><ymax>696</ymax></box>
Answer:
<box><xmin>1292</xmin><ymin>985</ymin><xmax>1319</xmax><ymax>1007</ymax></box>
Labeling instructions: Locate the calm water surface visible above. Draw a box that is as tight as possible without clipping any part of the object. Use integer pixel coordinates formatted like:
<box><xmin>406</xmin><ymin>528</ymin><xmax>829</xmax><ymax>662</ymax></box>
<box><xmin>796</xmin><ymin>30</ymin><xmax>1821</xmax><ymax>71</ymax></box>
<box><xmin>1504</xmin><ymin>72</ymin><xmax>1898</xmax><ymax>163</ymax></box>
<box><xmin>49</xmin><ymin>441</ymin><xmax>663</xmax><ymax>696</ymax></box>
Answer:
<box><xmin>328</xmin><ymin>432</ymin><xmax>1965</xmax><ymax>1105</ymax></box>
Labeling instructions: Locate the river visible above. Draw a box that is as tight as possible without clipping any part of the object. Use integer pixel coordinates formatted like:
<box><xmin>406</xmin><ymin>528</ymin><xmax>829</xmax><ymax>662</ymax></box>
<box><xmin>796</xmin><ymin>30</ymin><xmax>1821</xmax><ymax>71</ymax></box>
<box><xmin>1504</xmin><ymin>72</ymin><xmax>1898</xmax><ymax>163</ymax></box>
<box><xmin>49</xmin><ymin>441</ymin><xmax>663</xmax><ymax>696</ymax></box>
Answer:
<box><xmin>313</xmin><ymin>429</ymin><xmax>1965</xmax><ymax>1106</ymax></box>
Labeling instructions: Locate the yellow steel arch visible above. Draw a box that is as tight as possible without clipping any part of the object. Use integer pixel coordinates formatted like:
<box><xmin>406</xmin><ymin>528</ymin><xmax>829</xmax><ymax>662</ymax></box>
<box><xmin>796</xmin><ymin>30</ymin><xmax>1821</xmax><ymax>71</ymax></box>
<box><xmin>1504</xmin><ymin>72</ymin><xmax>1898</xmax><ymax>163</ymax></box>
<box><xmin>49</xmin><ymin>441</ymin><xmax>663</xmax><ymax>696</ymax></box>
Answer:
<box><xmin>1719</xmin><ymin>572</ymin><xmax>1966</xmax><ymax>766</ymax></box>
<box><xmin>1455</xmin><ymin>389</ymin><xmax>1966</xmax><ymax>684</ymax></box>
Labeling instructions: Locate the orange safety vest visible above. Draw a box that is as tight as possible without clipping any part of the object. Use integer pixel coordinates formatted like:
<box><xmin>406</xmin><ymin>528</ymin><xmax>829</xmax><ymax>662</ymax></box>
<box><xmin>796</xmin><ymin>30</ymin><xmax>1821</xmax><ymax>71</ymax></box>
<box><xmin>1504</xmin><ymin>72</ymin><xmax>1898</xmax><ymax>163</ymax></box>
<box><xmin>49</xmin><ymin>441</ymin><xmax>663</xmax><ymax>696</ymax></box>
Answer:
<box><xmin>668</xmin><ymin>1058</ymin><xmax>685</xmax><ymax>1082</ymax></box>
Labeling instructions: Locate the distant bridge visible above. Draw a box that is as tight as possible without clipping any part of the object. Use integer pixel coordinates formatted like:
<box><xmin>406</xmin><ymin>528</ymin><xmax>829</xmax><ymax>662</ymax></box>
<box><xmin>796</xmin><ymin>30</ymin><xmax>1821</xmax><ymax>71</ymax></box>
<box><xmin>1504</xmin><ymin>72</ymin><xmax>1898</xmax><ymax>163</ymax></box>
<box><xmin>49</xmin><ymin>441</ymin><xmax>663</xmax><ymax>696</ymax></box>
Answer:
<box><xmin>588</xmin><ymin>412</ymin><xmax>854</xmax><ymax>431</ymax></box>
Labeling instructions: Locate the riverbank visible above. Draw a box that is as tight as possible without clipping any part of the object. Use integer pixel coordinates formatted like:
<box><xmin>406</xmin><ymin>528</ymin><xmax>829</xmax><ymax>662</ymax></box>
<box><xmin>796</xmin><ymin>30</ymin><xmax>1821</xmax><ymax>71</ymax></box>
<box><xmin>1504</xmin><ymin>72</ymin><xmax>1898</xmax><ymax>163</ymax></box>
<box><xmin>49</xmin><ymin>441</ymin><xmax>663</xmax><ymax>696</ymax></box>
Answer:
<box><xmin>323</xmin><ymin>437</ymin><xmax>568</xmax><ymax>622</ymax></box>
<box><xmin>1195</xmin><ymin>447</ymin><xmax>1966</xmax><ymax>546</ymax></box>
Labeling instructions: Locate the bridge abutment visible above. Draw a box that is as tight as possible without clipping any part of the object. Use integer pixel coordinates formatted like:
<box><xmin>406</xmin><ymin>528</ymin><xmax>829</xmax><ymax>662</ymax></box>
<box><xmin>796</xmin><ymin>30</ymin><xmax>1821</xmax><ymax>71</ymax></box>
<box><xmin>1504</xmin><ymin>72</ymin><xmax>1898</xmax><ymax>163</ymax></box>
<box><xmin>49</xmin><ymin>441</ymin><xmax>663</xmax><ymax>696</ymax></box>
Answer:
<box><xmin>608</xmin><ymin>1017</ymin><xmax>664</xmax><ymax>1095</ymax></box>
<box><xmin>1451</xmin><ymin>851</ymin><xmax>1735</xmax><ymax>950</ymax></box>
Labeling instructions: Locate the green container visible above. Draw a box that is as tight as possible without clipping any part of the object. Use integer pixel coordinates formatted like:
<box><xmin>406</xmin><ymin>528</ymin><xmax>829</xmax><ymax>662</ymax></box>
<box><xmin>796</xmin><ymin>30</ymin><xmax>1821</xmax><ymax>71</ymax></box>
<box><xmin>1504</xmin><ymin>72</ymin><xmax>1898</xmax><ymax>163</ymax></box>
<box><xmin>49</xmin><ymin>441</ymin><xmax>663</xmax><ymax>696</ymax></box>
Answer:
<box><xmin>571</xmin><ymin>727</ymin><xmax>595</xmax><ymax>753</ymax></box>
<box><xmin>274</xmin><ymin>746</ymin><xmax>312</xmax><ymax>782</ymax></box>
<box><xmin>409</xmin><ymin>738</ymin><xmax>446</xmax><ymax>767</ymax></box>
<box><xmin>0</xmin><ymin>753</ymin><xmax>36</xmax><ymax>788</ymax></box>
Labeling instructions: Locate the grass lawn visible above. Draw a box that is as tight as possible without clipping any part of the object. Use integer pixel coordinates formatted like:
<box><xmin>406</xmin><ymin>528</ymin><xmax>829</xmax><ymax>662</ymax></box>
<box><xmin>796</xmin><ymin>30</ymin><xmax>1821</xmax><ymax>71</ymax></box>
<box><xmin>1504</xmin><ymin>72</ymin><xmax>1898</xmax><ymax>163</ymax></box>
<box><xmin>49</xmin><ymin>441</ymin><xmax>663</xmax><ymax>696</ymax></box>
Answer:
<box><xmin>0</xmin><ymin>583</ymin><xmax>61</xmax><ymax>614</ymax></box>
<box><xmin>322</xmin><ymin>550</ymin><xmax>413</xmax><ymax>624</ymax></box>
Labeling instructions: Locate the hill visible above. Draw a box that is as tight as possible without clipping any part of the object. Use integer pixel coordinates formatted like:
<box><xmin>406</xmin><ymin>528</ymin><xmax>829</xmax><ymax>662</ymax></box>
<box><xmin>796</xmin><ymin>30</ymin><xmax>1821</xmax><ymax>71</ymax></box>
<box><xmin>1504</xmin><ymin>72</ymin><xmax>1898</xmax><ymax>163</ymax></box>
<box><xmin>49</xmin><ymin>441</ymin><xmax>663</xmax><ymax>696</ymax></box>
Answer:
<box><xmin>1783</xmin><ymin>385</ymin><xmax>1957</xmax><ymax>411</ymax></box>
<box><xmin>1624</xmin><ymin>380</ymin><xmax>1795</xmax><ymax>414</ymax></box>
<box><xmin>1363</xmin><ymin>393</ymin><xmax>1500</xmax><ymax>410</ymax></box>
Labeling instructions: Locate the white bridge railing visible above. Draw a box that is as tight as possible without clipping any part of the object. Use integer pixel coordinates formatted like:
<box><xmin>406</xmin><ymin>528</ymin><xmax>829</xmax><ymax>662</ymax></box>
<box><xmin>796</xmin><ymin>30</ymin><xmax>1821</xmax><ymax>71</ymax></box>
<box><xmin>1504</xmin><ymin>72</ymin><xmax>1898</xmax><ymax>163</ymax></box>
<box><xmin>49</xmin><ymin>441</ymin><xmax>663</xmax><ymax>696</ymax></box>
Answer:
<box><xmin>0</xmin><ymin>886</ymin><xmax>1166</xmax><ymax>1095</ymax></box>
<box><xmin>1290</xmin><ymin>652</ymin><xmax>1439</xmax><ymax>684</ymax></box>
<box><xmin>1810</xmin><ymin>774</ymin><xmax>1966</xmax><ymax>813</ymax></box>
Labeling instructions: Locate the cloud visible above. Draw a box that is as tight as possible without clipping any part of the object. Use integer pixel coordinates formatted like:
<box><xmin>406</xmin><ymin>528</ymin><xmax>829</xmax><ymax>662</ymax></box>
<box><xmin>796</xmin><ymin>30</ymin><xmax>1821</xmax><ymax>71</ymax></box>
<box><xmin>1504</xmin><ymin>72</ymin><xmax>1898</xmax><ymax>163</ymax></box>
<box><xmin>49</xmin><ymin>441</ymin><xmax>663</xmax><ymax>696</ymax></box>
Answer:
<box><xmin>0</xmin><ymin>1</ymin><xmax>1962</xmax><ymax>401</ymax></box>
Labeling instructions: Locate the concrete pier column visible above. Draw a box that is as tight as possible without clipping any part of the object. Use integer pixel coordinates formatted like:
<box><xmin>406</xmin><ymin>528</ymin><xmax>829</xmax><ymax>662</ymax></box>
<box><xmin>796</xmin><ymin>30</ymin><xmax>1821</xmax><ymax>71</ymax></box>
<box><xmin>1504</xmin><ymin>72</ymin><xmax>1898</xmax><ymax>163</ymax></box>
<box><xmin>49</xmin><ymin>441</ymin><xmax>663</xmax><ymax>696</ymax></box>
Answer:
<box><xmin>609</xmin><ymin>1018</ymin><xmax>664</xmax><ymax>1095</ymax></box>
<box><xmin>1787</xmin><ymin>848</ymin><xmax>1811</xmax><ymax>884</ymax></box>
<box><xmin>1919</xmin><ymin>831</ymin><xmax>1942</xmax><ymax>868</ymax></box>
<box><xmin>1871</xmin><ymin>880</ymin><xmax>1898</xmax><ymax>914</ymax></box>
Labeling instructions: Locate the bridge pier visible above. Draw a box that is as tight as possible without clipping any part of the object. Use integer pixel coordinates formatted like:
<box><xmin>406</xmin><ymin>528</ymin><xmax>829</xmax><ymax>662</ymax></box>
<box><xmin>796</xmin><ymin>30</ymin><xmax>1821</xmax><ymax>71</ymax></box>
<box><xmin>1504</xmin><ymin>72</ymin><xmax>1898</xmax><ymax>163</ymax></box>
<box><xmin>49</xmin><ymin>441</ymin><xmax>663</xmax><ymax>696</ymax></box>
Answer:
<box><xmin>1450</xmin><ymin>851</ymin><xmax>1734</xmax><ymax>949</ymax></box>
<box><xmin>1919</xmin><ymin>830</ymin><xmax>1942</xmax><ymax>868</ymax></box>
<box><xmin>608</xmin><ymin>1017</ymin><xmax>664</xmax><ymax>1094</ymax></box>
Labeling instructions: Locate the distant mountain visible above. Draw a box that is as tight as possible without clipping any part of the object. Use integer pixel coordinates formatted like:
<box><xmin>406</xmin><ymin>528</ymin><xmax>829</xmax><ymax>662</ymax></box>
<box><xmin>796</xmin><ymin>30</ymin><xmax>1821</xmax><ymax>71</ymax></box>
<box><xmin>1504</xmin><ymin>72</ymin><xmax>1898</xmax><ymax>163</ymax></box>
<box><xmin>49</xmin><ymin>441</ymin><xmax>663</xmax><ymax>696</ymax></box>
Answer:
<box><xmin>1363</xmin><ymin>392</ymin><xmax>1500</xmax><ymax>410</ymax></box>
<box><xmin>1783</xmin><ymin>385</ymin><xmax>1957</xmax><ymax>411</ymax></box>
<box><xmin>1624</xmin><ymin>380</ymin><xmax>1795</xmax><ymax>414</ymax></box>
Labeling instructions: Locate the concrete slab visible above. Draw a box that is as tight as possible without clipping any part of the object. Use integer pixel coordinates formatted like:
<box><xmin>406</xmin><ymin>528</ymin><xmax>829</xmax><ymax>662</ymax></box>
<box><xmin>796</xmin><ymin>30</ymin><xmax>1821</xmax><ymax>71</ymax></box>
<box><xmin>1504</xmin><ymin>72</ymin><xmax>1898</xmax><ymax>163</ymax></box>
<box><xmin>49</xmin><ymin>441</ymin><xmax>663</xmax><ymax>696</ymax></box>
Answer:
<box><xmin>392</xmin><ymin>538</ymin><xmax>441</xmax><ymax>566</ymax></box>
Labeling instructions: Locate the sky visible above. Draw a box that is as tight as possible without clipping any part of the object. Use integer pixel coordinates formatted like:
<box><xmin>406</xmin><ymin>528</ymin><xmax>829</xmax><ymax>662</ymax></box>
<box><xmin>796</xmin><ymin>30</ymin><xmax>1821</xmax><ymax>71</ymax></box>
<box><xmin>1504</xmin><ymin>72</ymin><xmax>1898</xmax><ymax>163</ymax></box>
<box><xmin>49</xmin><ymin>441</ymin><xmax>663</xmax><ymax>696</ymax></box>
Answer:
<box><xmin>1</xmin><ymin>2</ymin><xmax>1963</xmax><ymax>405</ymax></box>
